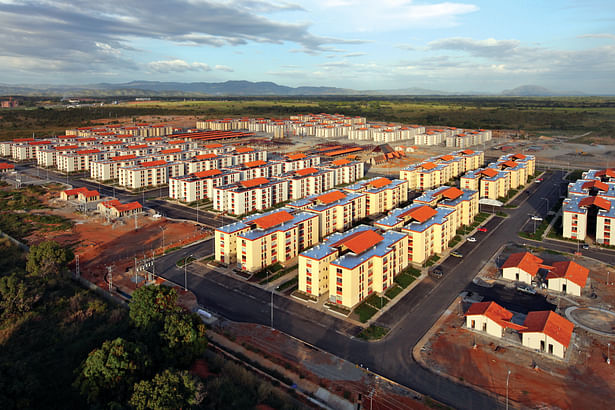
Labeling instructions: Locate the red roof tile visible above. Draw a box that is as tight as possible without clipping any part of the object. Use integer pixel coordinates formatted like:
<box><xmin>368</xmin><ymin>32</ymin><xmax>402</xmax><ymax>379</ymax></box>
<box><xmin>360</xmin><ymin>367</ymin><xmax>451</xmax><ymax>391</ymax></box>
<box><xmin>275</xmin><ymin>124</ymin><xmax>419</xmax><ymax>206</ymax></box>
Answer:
<box><xmin>141</xmin><ymin>160</ymin><xmax>167</xmax><ymax>167</ymax></box>
<box><xmin>581</xmin><ymin>180</ymin><xmax>609</xmax><ymax>192</ymax></box>
<box><xmin>465</xmin><ymin>302</ymin><xmax>526</xmax><ymax>331</ymax></box>
<box><xmin>76</xmin><ymin>149</ymin><xmax>101</xmax><ymax>155</ymax></box>
<box><xmin>342</xmin><ymin>230</ymin><xmax>384</xmax><ymax>255</ymax></box>
<box><xmin>205</xmin><ymin>143</ymin><xmax>223</xmax><ymax>148</ymax></box>
<box><xmin>111</xmin><ymin>154</ymin><xmax>137</xmax><ymax>161</ymax></box>
<box><xmin>439</xmin><ymin>186</ymin><xmax>463</xmax><ymax>200</ymax></box>
<box><xmin>193</xmin><ymin>169</ymin><xmax>222</xmax><ymax>178</ymax></box>
<box><xmin>251</xmin><ymin>210</ymin><xmax>294</xmax><ymax>229</ymax></box>
<box><xmin>368</xmin><ymin>177</ymin><xmax>392</xmax><ymax>189</ymax></box>
<box><xmin>440</xmin><ymin>155</ymin><xmax>454</xmax><ymax>161</ymax></box>
<box><xmin>579</xmin><ymin>196</ymin><xmax>611</xmax><ymax>211</ymax></box>
<box><xmin>400</xmin><ymin>205</ymin><xmax>438</xmax><ymax>223</ymax></box>
<box><xmin>316</xmin><ymin>190</ymin><xmax>346</xmax><ymax>204</ymax></box>
<box><xmin>595</xmin><ymin>168</ymin><xmax>615</xmax><ymax>178</ymax></box>
<box><xmin>501</xmin><ymin>160</ymin><xmax>518</xmax><ymax>168</ymax></box>
<box><xmin>502</xmin><ymin>252</ymin><xmax>544</xmax><ymax>277</ymax></box>
<box><xmin>521</xmin><ymin>311</ymin><xmax>573</xmax><ymax>348</ymax></box>
<box><xmin>194</xmin><ymin>153</ymin><xmax>217</xmax><ymax>160</ymax></box>
<box><xmin>286</xmin><ymin>153</ymin><xmax>307</xmax><ymax>160</ymax></box>
<box><xmin>461</xmin><ymin>149</ymin><xmax>475</xmax><ymax>155</ymax></box>
<box><xmin>235</xmin><ymin>147</ymin><xmax>254</xmax><ymax>153</ymax></box>
<box><xmin>239</xmin><ymin>177</ymin><xmax>269</xmax><ymax>188</ymax></box>
<box><xmin>546</xmin><ymin>261</ymin><xmax>589</xmax><ymax>288</ymax></box>
<box><xmin>331</xmin><ymin>159</ymin><xmax>351</xmax><ymax>166</ymax></box>
<box><xmin>244</xmin><ymin>160</ymin><xmax>267</xmax><ymax>168</ymax></box>
<box><xmin>295</xmin><ymin>167</ymin><xmax>318</xmax><ymax>176</ymax></box>
<box><xmin>512</xmin><ymin>153</ymin><xmax>526</xmax><ymax>160</ymax></box>
<box><xmin>0</xmin><ymin>163</ymin><xmax>15</xmax><ymax>170</ymax></box>
<box><xmin>480</xmin><ymin>168</ymin><xmax>498</xmax><ymax>178</ymax></box>
<box><xmin>420</xmin><ymin>162</ymin><xmax>437</xmax><ymax>170</ymax></box>
<box><xmin>161</xmin><ymin>148</ymin><xmax>181</xmax><ymax>154</ymax></box>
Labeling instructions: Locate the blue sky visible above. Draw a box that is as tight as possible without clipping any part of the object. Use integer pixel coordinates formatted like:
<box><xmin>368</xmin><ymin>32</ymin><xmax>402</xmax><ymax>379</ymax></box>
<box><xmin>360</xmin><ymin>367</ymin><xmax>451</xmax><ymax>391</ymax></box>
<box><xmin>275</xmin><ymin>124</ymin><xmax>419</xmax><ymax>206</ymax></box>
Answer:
<box><xmin>1</xmin><ymin>0</ymin><xmax>614</xmax><ymax>93</ymax></box>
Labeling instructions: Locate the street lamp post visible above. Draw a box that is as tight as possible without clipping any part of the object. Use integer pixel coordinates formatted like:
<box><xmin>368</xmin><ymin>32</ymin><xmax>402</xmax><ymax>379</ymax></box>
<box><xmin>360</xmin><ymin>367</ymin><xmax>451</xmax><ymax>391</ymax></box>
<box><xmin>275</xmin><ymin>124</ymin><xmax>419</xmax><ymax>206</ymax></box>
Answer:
<box><xmin>506</xmin><ymin>370</ymin><xmax>511</xmax><ymax>410</ymax></box>
<box><xmin>184</xmin><ymin>254</ymin><xmax>193</xmax><ymax>291</ymax></box>
<box><xmin>542</xmin><ymin>197</ymin><xmax>549</xmax><ymax>213</ymax></box>
<box><xmin>608</xmin><ymin>343</ymin><xmax>611</xmax><ymax>365</ymax></box>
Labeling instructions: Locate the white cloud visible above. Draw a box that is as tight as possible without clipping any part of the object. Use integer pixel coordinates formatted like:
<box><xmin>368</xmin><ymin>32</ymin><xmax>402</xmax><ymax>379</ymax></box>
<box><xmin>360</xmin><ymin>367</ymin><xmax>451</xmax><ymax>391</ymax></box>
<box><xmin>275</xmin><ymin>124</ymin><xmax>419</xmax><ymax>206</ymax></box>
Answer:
<box><xmin>214</xmin><ymin>64</ymin><xmax>234</xmax><ymax>72</ymax></box>
<box><xmin>578</xmin><ymin>33</ymin><xmax>615</xmax><ymax>40</ymax></box>
<box><xmin>343</xmin><ymin>52</ymin><xmax>367</xmax><ymax>58</ymax></box>
<box><xmin>428</xmin><ymin>37</ymin><xmax>520</xmax><ymax>58</ymax></box>
<box><xmin>148</xmin><ymin>59</ymin><xmax>211</xmax><ymax>73</ymax></box>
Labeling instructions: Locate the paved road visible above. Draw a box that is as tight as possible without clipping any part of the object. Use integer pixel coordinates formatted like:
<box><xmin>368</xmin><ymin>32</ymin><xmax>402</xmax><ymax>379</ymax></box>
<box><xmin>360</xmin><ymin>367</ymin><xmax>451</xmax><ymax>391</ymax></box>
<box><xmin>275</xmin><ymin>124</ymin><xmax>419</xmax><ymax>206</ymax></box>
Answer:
<box><xmin>152</xmin><ymin>171</ymin><xmax>576</xmax><ymax>408</ymax></box>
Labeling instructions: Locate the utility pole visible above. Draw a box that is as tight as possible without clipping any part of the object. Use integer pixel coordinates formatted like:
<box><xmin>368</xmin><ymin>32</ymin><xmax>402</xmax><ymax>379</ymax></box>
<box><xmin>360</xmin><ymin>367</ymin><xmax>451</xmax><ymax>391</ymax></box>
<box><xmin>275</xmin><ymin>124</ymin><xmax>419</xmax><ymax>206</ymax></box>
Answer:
<box><xmin>106</xmin><ymin>265</ymin><xmax>114</xmax><ymax>292</ymax></box>
<box><xmin>75</xmin><ymin>255</ymin><xmax>80</xmax><ymax>278</ymax></box>
<box><xmin>134</xmin><ymin>257</ymin><xmax>138</xmax><ymax>285</ymax></box>
<box><xmin>506</xmin><ymin>370</ymin><xmax>511</xmax><ymax>410</ymax></box>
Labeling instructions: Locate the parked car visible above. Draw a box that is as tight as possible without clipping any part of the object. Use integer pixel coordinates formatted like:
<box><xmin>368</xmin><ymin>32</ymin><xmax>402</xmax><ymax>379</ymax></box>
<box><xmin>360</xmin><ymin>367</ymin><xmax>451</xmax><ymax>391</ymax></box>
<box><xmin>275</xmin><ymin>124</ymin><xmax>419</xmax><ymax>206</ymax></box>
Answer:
<box><xmin>582</xmin><ymin>243</ymin><xmax>590</xmax><ymax>250</ymax></box>
<box><xmin>516</xmin><ymin>284</ymin><xmax>537</xmax><ymax>295</ymax></box>
<box><xmin>477</xmin><ymin>227</ymin><xmax>488</xmax><ymax>232</ymax></box>
<box><xmin>467</xmin><ymin>237</ymin><xmax>476</xmax><ymax>242</ymax></box>
<box><xmin>450</xmin><ymin>251</ymin><xmax>463</xmax><ymax>258</ymax></box>
<box><xmin>430</xmin><ymin>266</ymin><xmax>444</xmax><ymax>279</ymax></box>
<box><xmin>531</xmin><ymin>216</ymin><xmax>543</xmax><ymax>221</ymax></box>
<box><xmin>536</xmin><ymin>178</ymin><xmax>543</xmax><ymax>183</ymax></box>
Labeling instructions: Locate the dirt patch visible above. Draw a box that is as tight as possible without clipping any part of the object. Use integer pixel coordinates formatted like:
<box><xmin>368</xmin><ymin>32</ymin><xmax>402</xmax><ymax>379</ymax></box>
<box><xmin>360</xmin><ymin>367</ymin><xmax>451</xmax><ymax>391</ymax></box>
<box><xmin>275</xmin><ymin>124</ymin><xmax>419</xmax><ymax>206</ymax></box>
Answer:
<box><xmin>420</xmin><ymin>310</ymin><xmax>615</xmax><ymax>409</ymax></box>
<box><xmin>220</xmin><ymin>322</ymin><xmax>428</xmax><ymax>409</ymax></box>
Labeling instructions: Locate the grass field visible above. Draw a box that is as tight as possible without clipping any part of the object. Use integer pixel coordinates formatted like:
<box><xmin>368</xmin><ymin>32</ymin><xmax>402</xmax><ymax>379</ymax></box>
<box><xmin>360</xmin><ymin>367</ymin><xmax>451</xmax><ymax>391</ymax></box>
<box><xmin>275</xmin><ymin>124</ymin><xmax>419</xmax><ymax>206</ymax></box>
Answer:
<box><xmin>2</xmin><ymin>96</ymin><xmax>615</xmax><ymax>140</ymax></box>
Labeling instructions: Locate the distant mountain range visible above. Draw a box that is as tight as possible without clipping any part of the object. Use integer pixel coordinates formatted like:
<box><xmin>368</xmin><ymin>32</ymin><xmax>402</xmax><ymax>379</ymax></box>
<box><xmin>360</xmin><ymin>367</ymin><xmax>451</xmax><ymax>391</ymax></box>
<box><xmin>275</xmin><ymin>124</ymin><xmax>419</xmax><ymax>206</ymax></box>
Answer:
<box><xmin>0</xmin><ymin>81</ymin><xmax>597</xmax><ymax>97</ymax></box>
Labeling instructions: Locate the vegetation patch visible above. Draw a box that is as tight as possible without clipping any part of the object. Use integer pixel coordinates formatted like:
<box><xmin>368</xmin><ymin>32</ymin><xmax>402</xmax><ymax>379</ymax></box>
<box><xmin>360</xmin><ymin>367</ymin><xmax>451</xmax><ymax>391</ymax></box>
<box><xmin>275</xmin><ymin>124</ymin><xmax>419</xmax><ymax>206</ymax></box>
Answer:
<box><xmin>354</xmin><ymin>302</ymin><xmax>378</xmax><ymax>323</ymax></box>
<box><xmin>385</xmin><ymin>285</ymin><xmax>403</xmax><ymax>300</ymax></box>
<box><xmin>358</xmin><ymin>325</ymin><xmax>390</xmax><ymax>340</ymax></box>
<box><xmin>394</xmin><ymin>272</ymin><xmax>416</xmax><ymax>289</ymax></box>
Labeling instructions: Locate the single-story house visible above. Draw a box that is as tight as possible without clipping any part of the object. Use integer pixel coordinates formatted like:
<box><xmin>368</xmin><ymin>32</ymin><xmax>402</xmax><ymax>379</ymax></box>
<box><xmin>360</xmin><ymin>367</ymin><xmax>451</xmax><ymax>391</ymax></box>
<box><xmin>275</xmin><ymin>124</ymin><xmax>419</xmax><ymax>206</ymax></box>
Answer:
<box><xmin>546</xmin><ymin>260</ymin><xmax>589</xmax><ymax>296</ymax></box>
<box><xmin>520</xmin><ymin>310</ymin><xmax>574</xmax><ymax>359</ymax></box>
<box><xmin>60</xmin><ymin>187</ymin><xmax>100</xmax><ymax>202</ymax></box>
<box><xmin>501</xmin><ymin>252</ymin><xmax>551</xmax><ymax>285</ymax></box>
<box><xmin>98</xmin><ymin>199</ymin><xmax>142</xmax><ymax>218</ymax></box>
<box><xmin>465</xmin><ymin>301</ymin><xmax>526</xmax><ymax>338</ymax></box>
<box><xmin>0</xmin><ymin>162</ymin><xmax>15</xmax><ymax>173</ymax></box>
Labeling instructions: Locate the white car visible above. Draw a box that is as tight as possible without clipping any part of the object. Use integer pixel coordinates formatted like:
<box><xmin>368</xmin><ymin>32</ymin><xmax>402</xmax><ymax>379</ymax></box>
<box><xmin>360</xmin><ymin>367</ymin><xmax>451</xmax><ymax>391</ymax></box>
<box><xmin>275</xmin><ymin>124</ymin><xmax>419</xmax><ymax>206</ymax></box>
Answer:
<box><xmin>466</xmin><ymin>237</ymin><xmax>476</xmax><ymax>242</ymax></box>
<box><xmin>531</xmin><ymin>216</ymin><xmax>543</xmax><ymax>221</ymax></box>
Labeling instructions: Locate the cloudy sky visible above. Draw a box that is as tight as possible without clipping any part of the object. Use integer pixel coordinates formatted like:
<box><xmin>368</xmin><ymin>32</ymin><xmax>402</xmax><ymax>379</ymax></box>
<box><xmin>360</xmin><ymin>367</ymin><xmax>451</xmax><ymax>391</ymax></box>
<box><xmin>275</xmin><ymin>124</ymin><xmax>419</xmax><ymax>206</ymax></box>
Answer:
<box><xmin>1</xmin><ymin>0</ymin><xmax>614</xmax><ymax>93</ymax></box>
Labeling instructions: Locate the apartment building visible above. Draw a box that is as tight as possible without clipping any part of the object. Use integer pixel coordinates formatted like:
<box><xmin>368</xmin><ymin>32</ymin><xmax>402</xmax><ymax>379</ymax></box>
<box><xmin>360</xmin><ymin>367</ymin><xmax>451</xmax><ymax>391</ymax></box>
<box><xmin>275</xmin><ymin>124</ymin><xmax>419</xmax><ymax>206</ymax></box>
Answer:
<box><xmin>229</xmin><ymin>160</ymin><xmax>284</xmax><ymax>180</ymax></box>
<box><xmin>288</xmin><ymin>189</ymin><xmax>367</xmax><ymax>237</ymax></box>
<box><xmin>282</xmin><ymin>167</ymin><xmax>335</xmax><ymax>200</ymax></box>
<box><xmin>280</xmin><ymin>153</ymin><xmax>321</xmax><ymax>172</ymax></box>
<box><xmin>90</xmin><ymin>154</ymin><xmax>141</xmax><ymax>181</ymax></box>
<box><xmin>118</xmin><ymin>160</ymin><xmax>185</xmax><ymax>189</ymax></box>
<box><xmin>414</xmin><ymin>186</ymin><xmax>479</xmax><ymax>228</ymax></box>
<box><xmin>562</xmin><ymin>169</ymin><xmax>615</xmax><ymax>245</ymax></box>
<box><xmin>344</xmin><ymin>177</ymin><xmax>408</xmax><ymax>215</ymax></box>
<box><xmin>212</xmin><ymin>177</ymin><xmax>289</xmax><ymax>216</ymax></box>
<box><xmin>400</xmin><ymin>150</ymin><xmax>484</xmax><ymax>191</ymax></box>
<box><xmin>225</xmin><ymin>147</ymin><xmax>268</xmax><ymax>166</ymax></box>
<box><xmin>57</xmin><ymin>149</ymin><xmax>108</xmax><ymax>172</ymax></box>
<box><xmin>36</xmin><ymin>144</ymin><xmax>80</xmax><ymax>168</ymax></box>
<box><xmin>215</xmin><ymin>208</ymin><xmax>319</xmax><ymax>272</ymax></box>
<box><xmin>169</xmin><ymin>169</ymin><xmax>241</xmax><ymax>202</ymax></box>
<box><xmin>500</xmin><ymin>153</ymin><xmax>536</xmax><ymax>176</ymax></box>
<box><xmin>322</xmin><ymin>159</ymin><xmax>365</xmax><ymax>185</ymax></box>
<box><xmin>11</xmin><ymin>140</ymin><xmax>54</xmax><ymax>161</ymax></box>
<box><xmin>0</xmin><ymin>163</ymin><xmax>15</xmax><ymax>173</ymax></box>
<box><xmin>298</xmin><ymin>225</ymin><xmax>408</xmax><ymax>308</ymax></box>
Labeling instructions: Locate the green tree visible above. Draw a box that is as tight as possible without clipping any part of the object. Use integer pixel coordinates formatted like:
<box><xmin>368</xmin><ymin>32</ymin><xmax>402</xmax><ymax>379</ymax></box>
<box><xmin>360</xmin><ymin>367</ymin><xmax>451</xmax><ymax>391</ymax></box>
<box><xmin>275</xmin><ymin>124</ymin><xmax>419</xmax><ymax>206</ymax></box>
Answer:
<box><xmin>129</xmin><ymin>285</ymin><xmax>181</xmax><ymax>332</ymax></box>
<box><xmin>26</xmin><ymin>241</ymin><xmax>73</xmax><ymax>277</ymax></box>
<box><xmin>0</xmin><ymin>274</ymin><xmax>38</xmax><ymax>318</ymax></box>
<box><xmin>160</xmin><ymin>313</ymin><xmax>207</xmax><ymax>368</ymax></box>
<box><xmin>74</xmin><ymin>337</ymin><xmax>151</xmax><ymax>405</ymax></box>
<box><xmin>129</xmin><ymin>369</ymin><xmax>204</xmax><ymax>410</ymax></box>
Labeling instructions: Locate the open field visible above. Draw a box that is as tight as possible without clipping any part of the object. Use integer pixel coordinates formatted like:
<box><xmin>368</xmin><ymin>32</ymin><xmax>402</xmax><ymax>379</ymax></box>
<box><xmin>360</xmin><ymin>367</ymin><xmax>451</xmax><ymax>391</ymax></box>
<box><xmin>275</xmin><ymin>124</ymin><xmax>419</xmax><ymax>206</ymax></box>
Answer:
<box><xmin>2</xmin><ymin>96</ymin><xmax>615</xmax><ymax>140</ymax></box>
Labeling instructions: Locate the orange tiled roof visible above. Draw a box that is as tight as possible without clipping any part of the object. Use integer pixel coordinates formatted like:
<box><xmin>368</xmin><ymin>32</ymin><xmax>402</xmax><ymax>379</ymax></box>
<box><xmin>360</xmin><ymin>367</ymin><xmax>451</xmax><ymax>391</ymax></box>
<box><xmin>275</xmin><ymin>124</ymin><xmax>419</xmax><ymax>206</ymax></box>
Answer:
<box><xmin>400</xmin><ymin>205</ymin><xmax>437</xmax><ymax>223</ymax></box>
<box><xmin>331</xmin><ymin>159</ymin><xmax>351</xmax><ymax>166</ymax></box>
<box><xmin>194</xmin><ymin>153</ymin><xmax>217</xmax><ymax>160</ymax></box>
<box><xmin>286</xmin><ymin>153</ymin><xmax>307</xmax><ymax>160</ymax></box>
<box><xmin>193</xmin><ymin>169</ymin><xmax>222</xmax><ymax>178</ymax></box>
<box><xmin>439</xmin><ymin>155</ymin><xmax>454</xmax><ymax>161</ymax></box>
<box><xmin>461</xmin><ymin>149</ymin><xmax>475</xmax><ymax>155</ymax></box>
<box><xmin>546</xmin><ymin>261</ymin><xmax>589</xmax><ymax>287</ymax></box>
<box><xmin>161</xmin><ymin>148</ymin><xmax>181</xmax><ymax>154</ymax></box>
<box><xmin>521</xmin><ymin>311</ymin><xmax>573</xmax><ymax>348</ymax></box>
<box><xmin>512</xmin><ymin>153</ymin><xmax>526</xmax><ymax>160</ymax></box>
<box><xmin>111</xmin><ymin>154</ymin><xmax>137</xmax><ymax>161</ymax></box>
<box><xmin>339</xmin><ymin>230</ymin><xmax>384</xmax><ymax>255</ymax></box>
<box><xmin>465</xmin><ymin>302</ymin><xmax>526</xmax><ymax>331</ymax></box>
<box><xmin>76</xmin><ymin>149</ymin><xmax>101</xmax><ymax>155</ymax></box>
<box><xmin>244</xmin><ymin>160</ymin><xmax>267</xmax><ymax>168</ymax></box>
<box><xmin>205</xmin><ymin>143</ymin><xmax>223</xmax><ymax>148</ymax></box>
<box><xmin>0</xmin><ymin>163</ymin><xmax>15</xmax><ymax>170</ymax></box>
<box><xmin>295</xmin><ymin>167</ymin><xmax>318</xmax><ymax>176</ymax></box>
<box><xmin>368</xmin><ymin>177</ymin><xmax>391</xmax><ymax>189</ymax></box>
<box><xmin>420</xmin><ymin>162</ymin><xmax>437</xmax><ymax>170</ymax></box>
<box><xmin>579</xmin><ymin>196</ymin><xmax>611</xmax><ymax>211</ymax></box>
<box><xmin>439</xmin><ymin>186</ymin><xmax>463</xmax><ymax>200</ymax></box>
<box><xmin>581</xmin><ymin>180</ymin><xmax>609</xmax><ymax>191</ymax></box>
<box><xmin>235</xmin><ymin>147</ymin><xmax>254</xmax><ymax>153</ymax></box>
<box><xmin>480</xmin><ymin>168</ymin><xmax>498</xmax><ymax>178</ymax></box>
<box><xmin>240</xmin><ymin>177</ymin><xmax>269</xmax><ymax>188</ymax></box>
<box><xmin>141</xmin><ymin>160</ymin><xmax>167</xmax><ymax>167</ymax></box>
<box><xmin>595</xmin><ymin>168</ymin><xmax>615</xmax><ymax>178</ymax></box>
<box><xmin>502</xmin><ymin>252</ymin><xmax>544</xmax><ymax>277</ymax></box>
<box><xmin>501</xmin><ymin>160</ymin><xmax>518</xmax><ymax>168</ymax></box>
<box><xmin>316</xmin><ymin>190</ymin><xmax>346</xmax><ymax>204</ymax></box>
<box><xmin>251</xmin><ymin>210</ymin><xmax>294</xmax><ymax>229</ymax></box>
